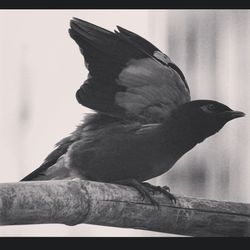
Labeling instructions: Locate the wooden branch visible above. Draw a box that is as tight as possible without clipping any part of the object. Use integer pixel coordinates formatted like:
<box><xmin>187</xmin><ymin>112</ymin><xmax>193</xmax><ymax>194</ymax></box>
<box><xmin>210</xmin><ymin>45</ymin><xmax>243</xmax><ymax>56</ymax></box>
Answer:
<box><xmin>0</xmin><ymin>179</ymin><xmax>249</xmax><ymax>236</ymax></box>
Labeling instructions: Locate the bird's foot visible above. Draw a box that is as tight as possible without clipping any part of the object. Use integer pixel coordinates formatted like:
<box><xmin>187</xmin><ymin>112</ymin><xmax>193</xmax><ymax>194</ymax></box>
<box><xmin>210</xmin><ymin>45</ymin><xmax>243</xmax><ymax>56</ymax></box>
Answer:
<box><xmin>114</xmin><ymin>179</ymin><xmax>175</xmax><ymax>207</ymax></box>
<box><xmin>141</xmin><ymin>182</ymin><xmax>176</xmax><ymax>204</ymax></box>
<box><xmin>114</xmin><ymin>178</ymin><xmax>159</xmax><ymax>206</ymax></box>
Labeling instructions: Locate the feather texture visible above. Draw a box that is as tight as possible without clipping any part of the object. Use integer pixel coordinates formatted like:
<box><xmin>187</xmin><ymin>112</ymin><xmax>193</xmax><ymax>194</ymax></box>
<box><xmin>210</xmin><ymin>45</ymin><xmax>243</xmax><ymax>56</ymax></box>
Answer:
<box><xmin>69</xmin><ymin>18</ymin><xmax>190</xmax><ymax>123</ymax></box>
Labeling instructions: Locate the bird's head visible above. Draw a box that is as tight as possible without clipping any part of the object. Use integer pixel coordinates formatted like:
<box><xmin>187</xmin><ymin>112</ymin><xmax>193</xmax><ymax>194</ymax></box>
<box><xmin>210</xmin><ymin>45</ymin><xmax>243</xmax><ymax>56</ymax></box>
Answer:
<box><xmin>171</xmin><ymin>100</ymin><xmax>245</xmax><ymax>143</ymax></box>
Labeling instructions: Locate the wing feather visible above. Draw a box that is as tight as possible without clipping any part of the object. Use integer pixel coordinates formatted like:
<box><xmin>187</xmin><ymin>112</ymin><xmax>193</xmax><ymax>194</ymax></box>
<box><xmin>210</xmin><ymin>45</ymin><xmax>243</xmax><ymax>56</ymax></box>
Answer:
<box><xmin>69</xmin><ymin>18</ymin><xmax>191</xmax><ymax>123</ymax></box>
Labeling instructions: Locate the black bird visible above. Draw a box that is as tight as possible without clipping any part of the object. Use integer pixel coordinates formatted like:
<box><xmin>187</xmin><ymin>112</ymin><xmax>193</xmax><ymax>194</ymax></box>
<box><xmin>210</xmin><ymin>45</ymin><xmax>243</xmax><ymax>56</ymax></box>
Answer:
<box><xmin>21</xmin><ymin>18</ymin><xmax>245</xmax><ymax>205</ymax></box>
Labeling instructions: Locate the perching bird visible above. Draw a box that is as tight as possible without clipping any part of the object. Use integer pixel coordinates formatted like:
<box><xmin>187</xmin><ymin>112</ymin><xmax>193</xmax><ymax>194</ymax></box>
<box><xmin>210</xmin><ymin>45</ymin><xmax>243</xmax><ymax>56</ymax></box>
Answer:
<box><xmin>21</xmin><ymin>18</ymin><xmax>245</xmax><ymax>205</ymax></box>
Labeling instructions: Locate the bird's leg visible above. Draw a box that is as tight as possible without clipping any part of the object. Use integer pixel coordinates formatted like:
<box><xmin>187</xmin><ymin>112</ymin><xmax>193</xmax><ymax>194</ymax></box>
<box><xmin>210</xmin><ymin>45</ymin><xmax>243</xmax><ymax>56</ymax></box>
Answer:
<box><xmin>113</xmin><ymin>178</ymin><xmax>175</xmax><ymax>207</ymax></box>
<box><xmin>142</xmin><ymin>182</ymin><xmax>170</xmax><ymax>193</ymax></box>
<box><xmin>141</xmin><ymin>182</ymin><xmax>176</xmax><ymax>203</ymax></box>
<box><xmin>114</xmin><ymin>178</ymin><xmax>160</xmax><ymax>207</ymax></box>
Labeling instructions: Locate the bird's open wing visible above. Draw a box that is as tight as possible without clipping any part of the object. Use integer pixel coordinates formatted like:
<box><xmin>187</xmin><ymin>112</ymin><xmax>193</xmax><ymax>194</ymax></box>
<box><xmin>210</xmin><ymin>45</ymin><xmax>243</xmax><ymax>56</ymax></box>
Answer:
<box><xmin>69</xmin><ymin>18</ymin><xmax>190</xmax><ymax>123</ymax></box>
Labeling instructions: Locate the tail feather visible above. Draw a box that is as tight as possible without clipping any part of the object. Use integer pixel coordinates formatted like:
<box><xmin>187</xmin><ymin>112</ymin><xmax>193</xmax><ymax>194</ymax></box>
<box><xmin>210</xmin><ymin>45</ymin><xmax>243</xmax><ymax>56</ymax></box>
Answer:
<box><xmin>20</xmin><ymin>136</ymin><xmax>75</xmax><ymax>181</ymax></box>
<box><xmin>26</xmin><ymin>156</ymin><xmax>71</xmax><ymax>181</ymax></box>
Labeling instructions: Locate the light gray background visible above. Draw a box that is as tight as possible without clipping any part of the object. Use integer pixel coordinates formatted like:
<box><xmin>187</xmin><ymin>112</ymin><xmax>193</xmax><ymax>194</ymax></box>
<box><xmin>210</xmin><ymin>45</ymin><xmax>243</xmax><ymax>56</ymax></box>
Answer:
<box><xmin>0</xmin><ymin>10</ymin><xmax>249</xmax><ymax>236</ymax></box>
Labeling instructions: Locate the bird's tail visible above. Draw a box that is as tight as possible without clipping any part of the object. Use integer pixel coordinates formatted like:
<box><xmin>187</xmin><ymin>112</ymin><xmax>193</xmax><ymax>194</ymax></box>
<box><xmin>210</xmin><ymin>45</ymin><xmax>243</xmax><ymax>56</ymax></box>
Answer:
<box><xmin>20</xmin><ymin>156</ymin><xmax>72</xmax><ymax>181</ymax></box>
<box><xmin>20</xmin><ymin>135</ymin><xmax>75</xmax><ymax>182</ymax></box>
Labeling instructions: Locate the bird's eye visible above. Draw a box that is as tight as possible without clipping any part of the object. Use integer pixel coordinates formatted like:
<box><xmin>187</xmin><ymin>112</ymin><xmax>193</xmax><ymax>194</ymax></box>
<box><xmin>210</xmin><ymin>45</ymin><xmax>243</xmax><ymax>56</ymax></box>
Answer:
<box><xmin>207</xmin><ymin>104</ymin><xmax>216</xmax><ymax>111</ymax></box>
<box><xmin>200</xmin><ymin>104</ymin><xmax>217</xmax><ymax>113</ymax></box>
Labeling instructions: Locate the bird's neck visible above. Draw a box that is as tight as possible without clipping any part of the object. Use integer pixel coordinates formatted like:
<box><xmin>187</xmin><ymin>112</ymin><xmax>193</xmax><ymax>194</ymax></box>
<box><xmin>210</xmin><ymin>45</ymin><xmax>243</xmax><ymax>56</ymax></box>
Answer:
<box><xmin>158</xmin><ymin>116</ymin><xmax>202</xmax><ymax>157</ymax></box>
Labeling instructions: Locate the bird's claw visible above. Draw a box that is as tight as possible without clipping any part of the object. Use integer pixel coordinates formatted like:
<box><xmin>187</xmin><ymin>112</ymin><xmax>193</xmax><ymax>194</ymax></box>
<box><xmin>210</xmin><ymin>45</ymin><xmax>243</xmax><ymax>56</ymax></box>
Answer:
<box><xmin>162</xmin><ymin>189</ymin><xmax>176</xmax><ymax>204</ymax></box>
<box><xmin>162</xmin><ymin>185</ymin><xmax>171</xmax><ymax>193</ymax></box>
<box><xmin>114</xmin><ymin>179</ymin><xmax>176</xmax><ymax>207</ymax></box>
<box><xmin>142</xmin><ymin>182</ymin><xmax>176</xmax><ymax>204</ymax></box>
<box><xmin>114</xmin><ymin>179</ymin><xmax>161</xmax><ymax>207</ymax></box>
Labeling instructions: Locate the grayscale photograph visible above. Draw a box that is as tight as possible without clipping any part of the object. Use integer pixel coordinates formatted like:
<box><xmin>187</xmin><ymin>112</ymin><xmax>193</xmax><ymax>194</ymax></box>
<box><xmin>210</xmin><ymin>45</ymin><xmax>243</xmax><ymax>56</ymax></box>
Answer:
<box><xmin>0</xmin><ymin>10</ymin><xmax>249</xmax><ymax>237</ymax></box>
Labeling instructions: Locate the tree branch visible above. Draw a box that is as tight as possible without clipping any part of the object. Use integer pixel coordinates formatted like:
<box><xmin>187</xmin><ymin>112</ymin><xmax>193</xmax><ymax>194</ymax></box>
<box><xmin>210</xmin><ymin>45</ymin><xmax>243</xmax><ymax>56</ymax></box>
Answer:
<box><xmin>0</xmin><ymin>179</ymin><xmax>249</xmax><ymax>236</ymax></box>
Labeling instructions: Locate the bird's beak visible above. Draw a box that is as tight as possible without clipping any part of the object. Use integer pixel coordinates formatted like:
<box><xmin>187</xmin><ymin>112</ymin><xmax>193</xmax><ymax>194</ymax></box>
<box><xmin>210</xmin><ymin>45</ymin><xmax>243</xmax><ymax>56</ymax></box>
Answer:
<box><xmin>223</xmin><ymin>110</ymin><xmax>246</xmax><ymax>121</ymax></box>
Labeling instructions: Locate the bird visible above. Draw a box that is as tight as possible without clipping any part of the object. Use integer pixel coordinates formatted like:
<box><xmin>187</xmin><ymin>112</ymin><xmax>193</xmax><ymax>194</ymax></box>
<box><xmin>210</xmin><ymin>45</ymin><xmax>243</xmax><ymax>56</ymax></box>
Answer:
<box><xmin>20</xmin><ymin>17</ymin><xmax>245</xmax><ymax>205</ymax></box>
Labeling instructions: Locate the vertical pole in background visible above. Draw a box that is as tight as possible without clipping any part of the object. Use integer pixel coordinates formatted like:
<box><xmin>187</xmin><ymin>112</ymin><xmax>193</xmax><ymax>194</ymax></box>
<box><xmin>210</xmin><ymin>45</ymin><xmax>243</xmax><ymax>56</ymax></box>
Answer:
<box><xmin>17</xmin><ymin>44</ymin><xmax>31</xmax><ymax>179</ymax></box>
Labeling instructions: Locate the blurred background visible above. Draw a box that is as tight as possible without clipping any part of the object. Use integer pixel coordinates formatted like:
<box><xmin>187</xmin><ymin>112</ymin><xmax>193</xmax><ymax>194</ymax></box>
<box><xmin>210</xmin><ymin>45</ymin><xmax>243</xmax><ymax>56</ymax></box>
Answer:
<box><xmin>0</xmin><ymin>10</ymin><xmax>249</xmax><ymax>236</ymax></box>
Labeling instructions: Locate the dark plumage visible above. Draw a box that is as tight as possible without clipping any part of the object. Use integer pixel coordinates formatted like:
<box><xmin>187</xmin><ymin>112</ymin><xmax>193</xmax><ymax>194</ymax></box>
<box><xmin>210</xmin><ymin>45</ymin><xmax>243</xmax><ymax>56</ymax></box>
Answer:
<box><xmin>21</xmin><ymin>18</ymin><xmax>245</xmax><ymax>205</ymax></box>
